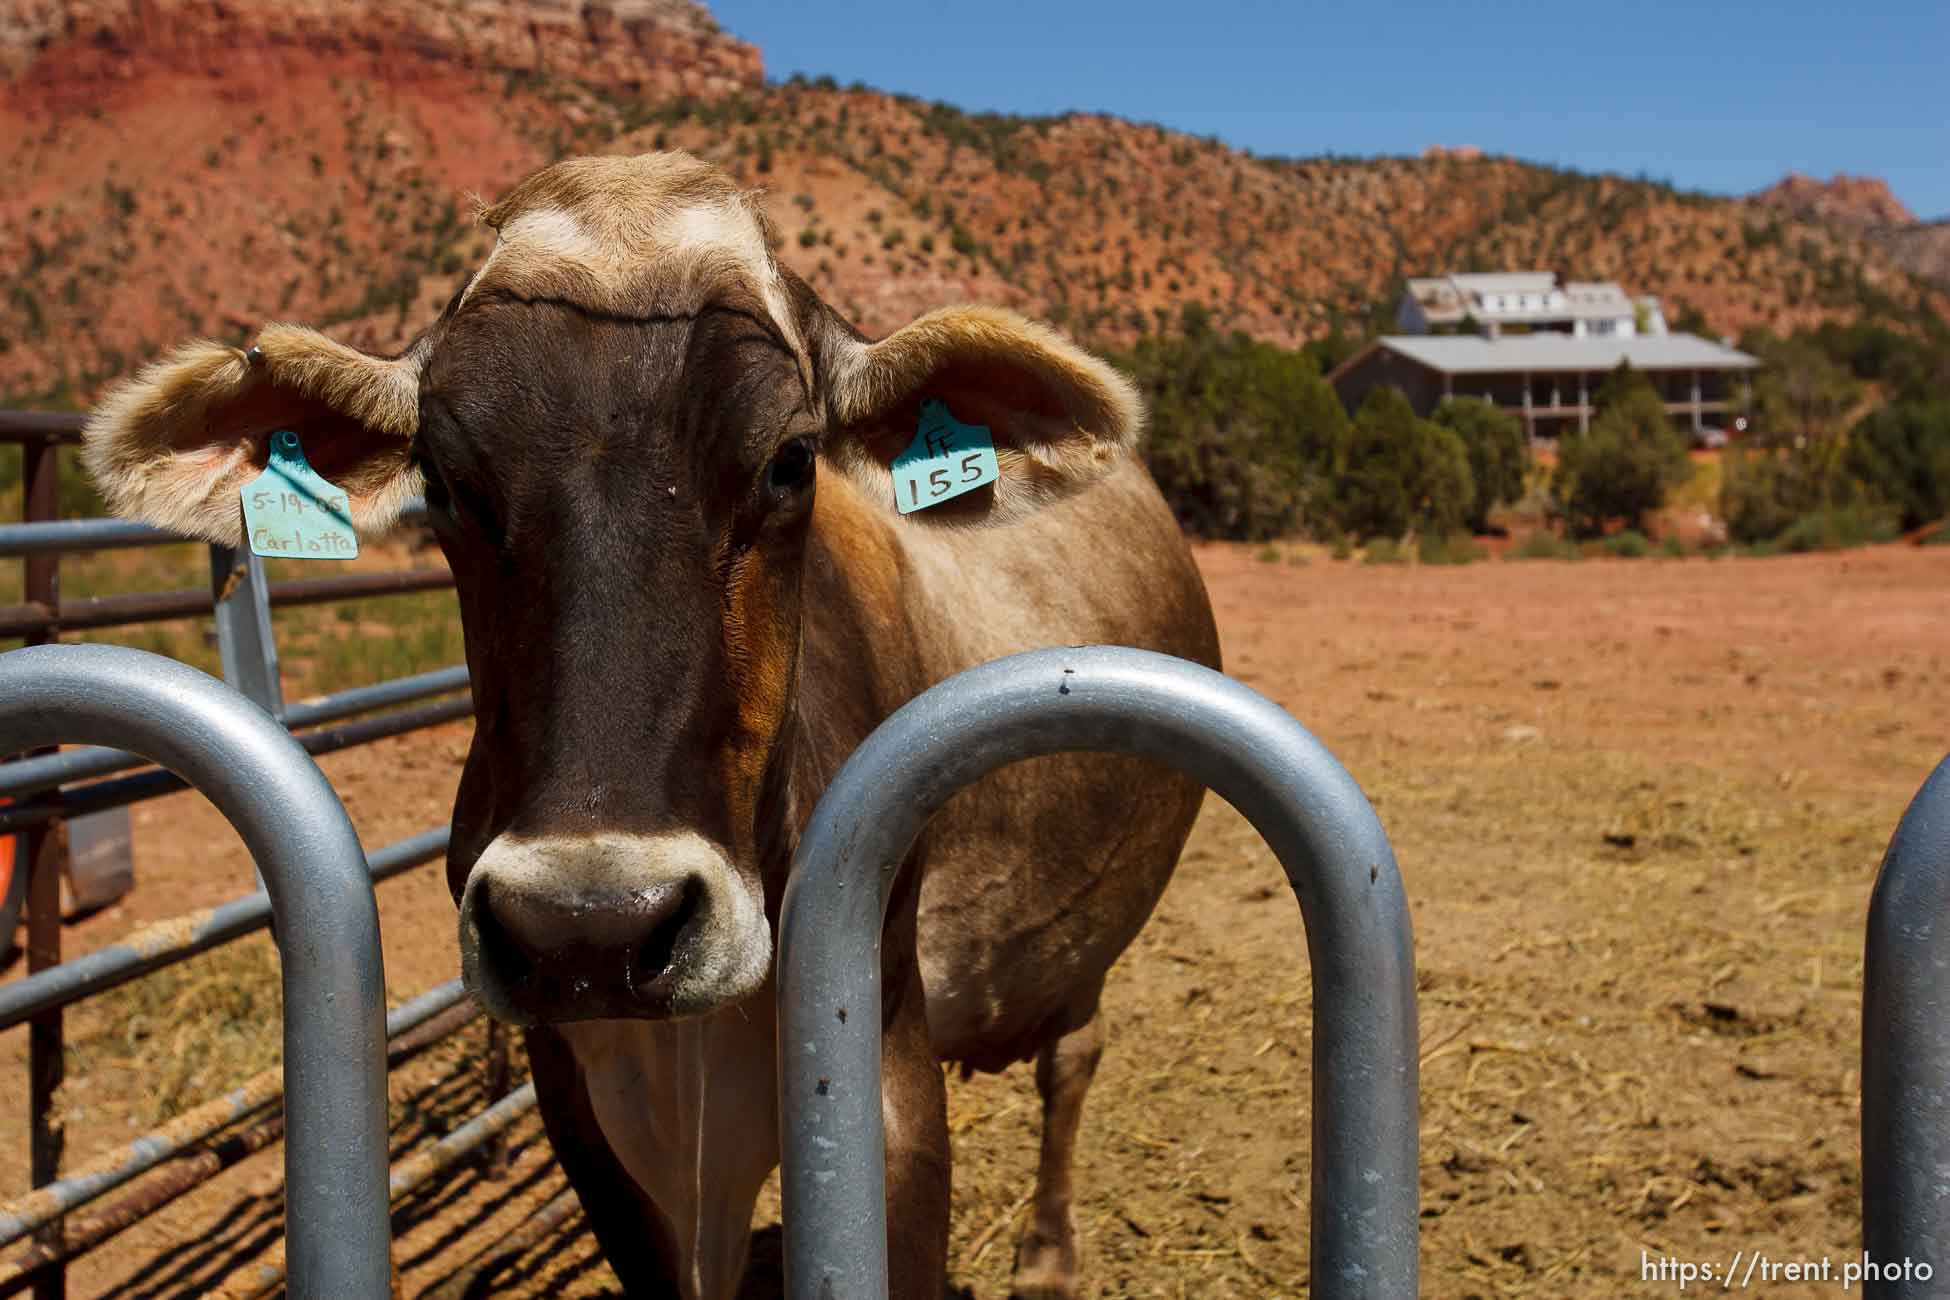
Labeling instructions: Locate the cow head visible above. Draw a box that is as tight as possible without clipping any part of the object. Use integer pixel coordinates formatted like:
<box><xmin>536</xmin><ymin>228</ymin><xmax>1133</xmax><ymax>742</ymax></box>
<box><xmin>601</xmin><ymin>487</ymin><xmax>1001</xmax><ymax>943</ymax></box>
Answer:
<box><xmin>83</xmin><ymin>152</ymin><xmax>1142</xmax><ymax>1025</ymax></box>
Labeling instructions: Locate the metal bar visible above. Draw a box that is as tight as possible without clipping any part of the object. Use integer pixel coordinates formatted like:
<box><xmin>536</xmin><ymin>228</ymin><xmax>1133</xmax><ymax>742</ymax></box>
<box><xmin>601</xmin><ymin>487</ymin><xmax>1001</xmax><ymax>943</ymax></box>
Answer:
<box><xmin>777</xmin><ymin>646</ymin><xmax>1419</xmax><ymax>1300</ymax></box>
<box><xmin>0</xmin><ymin>665</ymin><xmax>470</xmax><ymax>801</ymax></box>
<box><xmin>0</xmin><ymin>568</ymin><xmax>455</xmax><ymax>639</ymax></box>
<box><xmin>0</xmin><ymin>827</ymin><xmax>450</xmax><ymax>1030</ymax></box>
<box><xmin>0</xmin><ymin>504</ymin><xmax>432</xmax><ymax>560</ymax></box>
<box><xmin>0</xmin><ymin>981</ymin><xmax>474</xmax><ymax>1284</ymax></box>
<box><xmin>0</xmin><ymin>414</ymin><xmax>83</xmax><ymax>443</ymax></box>
<box><xmin>423</xmin><ymin>1189</ymin><xmax>580</xmax><ymax>1300</ymax></box>
<box><xmin>22</xmin><ymin>824</ymin><xmax>61</xmax><ymax>1300</ymax></box>
<box><xmin>207</xmin><ymin>1083</ymin><xmax>542</xmax><ymax>1300</ymax></box>
<box><xmin>387</xmin><ymin>1082</ymin><xmax>538</xmax><ymax>1200</ymax></box>
<box><xmin>0</xmin><ymin>1108</ymin><xmax>287</xmax><ymax>1296</ymax></box>
<box><xmin>0</xmin><ymin>697</ymin><xmax>472</xmax><ymax>833</ymax></box>
<box><xmin>282</xmin><ymin>665</ymin><xmax>469</xmax><ymax>730</ymax></box>
<box><xmin>0</xmin><ymin>643</ymin><xmax>391</xmax><ymax>1300</ymax></box>
<box><xmin>482</xmin><ymin>1018</ymin><xmax>513</xmax><ymax>1177</ymax></box>
<box><xmin>0</xmin><ymin>1071</ymin><xmax>283</xmax><ymax>1253</ymax></box>
<box><xmin>0</xmin><ymin>519</ymin><xmax>180</xmax><ymax>558</ymax></box>
<box><xmin>1863</xmin><ymin>752</ymin><xmax>1950</xmax><ymax>1298</ymax></box>
<box><xmin>20</xmin><ymin>437</ymin><xmax>64</xmax><ymax>1300</ymax></box>
<box><xmin>209</xmin><ymin>545</ymin><xmax>284</xmax><ymax>721</ymax></box>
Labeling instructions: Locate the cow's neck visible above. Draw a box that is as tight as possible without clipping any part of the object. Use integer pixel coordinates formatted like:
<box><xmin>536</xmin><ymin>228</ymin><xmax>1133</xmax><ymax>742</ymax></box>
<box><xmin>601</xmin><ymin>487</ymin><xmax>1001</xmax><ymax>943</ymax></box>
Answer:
<box><xmin>559</xmin><ymin>994</ymin><xmax>780</xmax><ymax>1300</ymax></box>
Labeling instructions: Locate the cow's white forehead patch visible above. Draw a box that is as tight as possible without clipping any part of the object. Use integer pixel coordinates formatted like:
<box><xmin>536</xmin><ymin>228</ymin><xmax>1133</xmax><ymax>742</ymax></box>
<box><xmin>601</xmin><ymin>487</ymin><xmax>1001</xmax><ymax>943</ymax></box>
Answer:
<box><xmin>464</xmin><ymin>200</ymin><xmax>805</xmax><ymax>369</ymax></box>
<box><xmin>499</xmin><ymin>207</ymin><xmax>606</xmax><ymax>263</ymax></box>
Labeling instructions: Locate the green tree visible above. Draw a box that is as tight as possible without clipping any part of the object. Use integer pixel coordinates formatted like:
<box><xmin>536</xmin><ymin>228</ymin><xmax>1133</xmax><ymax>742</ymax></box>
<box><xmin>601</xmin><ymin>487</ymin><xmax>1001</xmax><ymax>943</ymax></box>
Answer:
<box><xmin>1334</xmin><ymin>388</ymin><xmax>1474</xmax><ymax>540</ymax></box>
<box><xmin>1719</xmin><ymin>435</ymin><xmax>1860</xmax><ymax>544</ymax></box>
<box><xmin>1120</xmin><ymin>326</ymin><xmax>1351</xmax><ymax>540</ymax></box>
<box><xmin>1551</xmin><ymin>364</ymin><xmax>1692</xmax><ymax>537</ymax></box>
<box><xmin>1739</xmin><ymin>334</ymin><xmax>1862</xmax><ymax>442</ymax></box>
<box><xmin>1845</xmin><ymin>400</ymin><xmax>1950</xmax><ymax>531</ymax></box>
<box><xmin>1430</xmin><ymin>396</ymin><xmax>1530</xmax><ymax>532</ymax></box>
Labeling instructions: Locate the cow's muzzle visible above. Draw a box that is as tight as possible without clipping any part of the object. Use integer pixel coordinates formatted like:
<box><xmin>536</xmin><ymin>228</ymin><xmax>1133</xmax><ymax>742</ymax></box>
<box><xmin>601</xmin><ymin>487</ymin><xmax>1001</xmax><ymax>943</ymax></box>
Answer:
<box><xmin>458</xmin><ymin>831</ymin><xmax>771</xmax><ymax>1024</ymax></box>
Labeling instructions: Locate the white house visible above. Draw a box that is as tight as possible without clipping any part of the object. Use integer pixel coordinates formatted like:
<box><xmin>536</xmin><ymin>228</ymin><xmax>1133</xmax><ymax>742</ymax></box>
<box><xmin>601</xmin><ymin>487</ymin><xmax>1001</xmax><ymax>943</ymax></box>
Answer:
<box><xmin>1397</xmin><ymin>271</ymin><xmax>1667</xmax><ymax>341</ymax></box>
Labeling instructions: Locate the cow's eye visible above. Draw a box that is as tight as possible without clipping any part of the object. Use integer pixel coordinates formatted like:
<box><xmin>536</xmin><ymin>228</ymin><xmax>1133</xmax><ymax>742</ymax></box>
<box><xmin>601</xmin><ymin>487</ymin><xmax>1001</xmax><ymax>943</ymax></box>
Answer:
<box><xmin>766</xmin><ymin>438</ymin><xmax>816</xmax><ymax>496</ymax></box>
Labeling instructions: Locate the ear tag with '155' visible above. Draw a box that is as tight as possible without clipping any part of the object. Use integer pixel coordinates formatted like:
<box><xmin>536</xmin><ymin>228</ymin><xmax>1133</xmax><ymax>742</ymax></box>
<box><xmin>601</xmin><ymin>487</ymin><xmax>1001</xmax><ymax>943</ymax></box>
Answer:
<box><xmin>891</xmin><ymin>399</ymin><xmax>999</xmax><ymax>515</ymax></box>
<box><xmin>240</xmin><ymin>430</ymin><xmax>359</xmax><ymax>560</ymax></box>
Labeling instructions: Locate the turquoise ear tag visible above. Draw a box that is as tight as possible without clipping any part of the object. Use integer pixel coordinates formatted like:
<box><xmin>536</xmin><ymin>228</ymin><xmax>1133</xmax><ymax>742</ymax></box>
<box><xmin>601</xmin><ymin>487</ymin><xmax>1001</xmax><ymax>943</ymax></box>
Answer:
<box><xmin>890</xmin><ymin>399</ymin><xmax>999</xmax><ymax>515</ymax></box>
<box><xmin>240</xmin><ymin>430</ymin><xmax>359</xmax><ymax>560</ymax></box>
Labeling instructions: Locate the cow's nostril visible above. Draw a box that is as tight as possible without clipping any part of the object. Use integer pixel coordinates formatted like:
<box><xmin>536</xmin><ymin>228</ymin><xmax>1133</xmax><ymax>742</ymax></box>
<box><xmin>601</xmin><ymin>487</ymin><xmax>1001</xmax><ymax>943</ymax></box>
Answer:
<box><xmin>628</xmin><ymin>876</ymin><xmax>701</xmax><ymax>993</ymax></box>
<box><xmin>473</xmin><ymin>880</ymin><xmax>536</xmax><ymax>992</ymax></box>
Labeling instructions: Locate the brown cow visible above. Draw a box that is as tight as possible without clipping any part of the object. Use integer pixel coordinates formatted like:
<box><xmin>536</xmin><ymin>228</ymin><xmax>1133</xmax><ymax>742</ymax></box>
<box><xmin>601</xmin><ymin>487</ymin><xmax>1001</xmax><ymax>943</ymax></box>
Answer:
<box><xmin>83</xmin><ymin>151</ymin><xmax>1220</xmax><ymax>1300</ymax></box>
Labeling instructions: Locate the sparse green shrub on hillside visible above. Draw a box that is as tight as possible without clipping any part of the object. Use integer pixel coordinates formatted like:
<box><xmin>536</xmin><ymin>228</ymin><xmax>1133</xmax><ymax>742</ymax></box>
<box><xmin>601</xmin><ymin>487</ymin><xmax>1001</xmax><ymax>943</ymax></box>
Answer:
<box><xmin>1117</xmin><ymin>310</ymin><xmax>1351</xmax><ymax>541</ymax></box>
<box><xmin>1430</xmin><ymin>396</ymin><xmax>1529</xmax><ymax>532</ymax></box>
<box><xmin>1334</xmin><ymin>388</ymin><xmax>1474</xmax><ymax>541</ymax></box>
<box><xmin>1551</xmin><ymin>364</ymin><xmax>1691</xmax><ymax>537</ymax></box>
<box><xmin>1844</xmin><ymin>400</ymin><xmax>1950</xmax><ymax>531</ymax></box>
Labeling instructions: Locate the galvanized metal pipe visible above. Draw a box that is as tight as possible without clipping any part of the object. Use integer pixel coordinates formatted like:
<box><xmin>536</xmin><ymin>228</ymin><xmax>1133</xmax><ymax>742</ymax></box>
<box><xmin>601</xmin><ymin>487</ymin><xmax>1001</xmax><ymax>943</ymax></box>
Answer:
<box><xmin>0</xmin><ymin>827</ymin><xmax>450</xmax><ymax>1030</ymax></box>
<box><xmin>0</xmin><ymin>985</ymin><xmax>476</xmax><ymax>1291</ymax></box>
<box><xmin>0</xmin><ymin>697</ymin><xmax>472</xmax><ymax>834</ymax></box>
<box><xmin>0</xmin><ymin>643</ymin><xmax>390</xmax><ymax>1300</ymax></box>
<box><xmin>0</xmin><ymin>979</ymin><xmax>468</xmax><ymax>1252</ymax></box>
<box><xmin>0</xmin><ymin>665</ymin><xmax>470</xmax><ymax>801</ymax></box>
<box><xmin>777</xmin><ymin>645</ymin><xmax>1419</xmax><ymax>1300</ymax></box>
<box><xmin>0</xmin><ymin>568</ymin><xmax>456</xmax><ymax>639</ymax></box>
<box><xmin>0</xmin><ymin>518</ymin><xmax>180</xmax><ymax>558</ymax></box>
<box><xmin>423</xmin><ymin>1188</ymin><xmax>580</xmax><ymax>1300</ymax></box>
<box><xmin>0</xmin><ymin>499</ymin><xmax>430</xmax><ymax>558</ymax></box>
<box><xmin>207</xmin><ymin>1082</ymin><xmax>542</xmax><ymax>1300</ymax></box>
<box><xmin>1863</xmin><ymin>752</ymin><xmax>1950</xmax><ymax>1299</ymax></box>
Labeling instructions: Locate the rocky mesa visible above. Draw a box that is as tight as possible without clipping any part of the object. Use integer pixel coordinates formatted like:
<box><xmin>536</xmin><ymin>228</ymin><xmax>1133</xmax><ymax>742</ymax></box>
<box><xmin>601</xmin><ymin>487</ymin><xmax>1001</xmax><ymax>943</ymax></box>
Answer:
<box><xmin>1</xmin><ymin>0</ymin><xmax>761</xmax><ymax>97</ymax></box>
<box><xmin>1</xmin><ymin>0</ymin><xmax>1944</xmax><ymax>406</ymax></box>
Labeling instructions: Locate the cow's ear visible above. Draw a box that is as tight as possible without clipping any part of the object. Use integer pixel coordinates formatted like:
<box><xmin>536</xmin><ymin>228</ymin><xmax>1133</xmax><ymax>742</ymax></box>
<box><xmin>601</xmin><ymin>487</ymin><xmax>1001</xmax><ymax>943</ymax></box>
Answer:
<box><xmin>820</xmin><ymin>306</ymin><xmax>1142</xmax><ymax>522</ymax></box>
<box><xmin>83</xmin><ymin>324</ymin><xmax>424</xmax><ymax>546</ymax></box>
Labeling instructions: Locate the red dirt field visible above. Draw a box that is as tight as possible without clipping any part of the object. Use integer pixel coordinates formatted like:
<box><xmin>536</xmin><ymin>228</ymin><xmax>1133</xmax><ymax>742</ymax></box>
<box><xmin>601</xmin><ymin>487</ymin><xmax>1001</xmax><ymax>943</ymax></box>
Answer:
<box><xmin>3</xmin><ymin>542</ymin><xmax>1948</xmax><ymax>1297</ymax></box>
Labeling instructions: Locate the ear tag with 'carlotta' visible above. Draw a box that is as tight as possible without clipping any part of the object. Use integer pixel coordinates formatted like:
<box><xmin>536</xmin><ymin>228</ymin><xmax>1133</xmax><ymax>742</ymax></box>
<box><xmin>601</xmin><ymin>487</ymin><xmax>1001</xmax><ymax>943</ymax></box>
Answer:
<box><xmin>240</xmin><ymin>430</ymin><xmax>359</xmax><ymax>561</ymax></box>
<box><xmin>890</xmin><ymin>399</ymin><xmax>999</xmax><ymax>515</ymax></box>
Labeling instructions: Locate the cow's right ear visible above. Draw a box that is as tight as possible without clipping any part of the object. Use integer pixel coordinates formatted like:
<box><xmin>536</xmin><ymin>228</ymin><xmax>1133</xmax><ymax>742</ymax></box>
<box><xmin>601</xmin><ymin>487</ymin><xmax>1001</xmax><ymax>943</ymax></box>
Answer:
<box><xmin>83</xmin><ymin>324</ymin><xmax>424</xmax><ymax>546</ymax></box>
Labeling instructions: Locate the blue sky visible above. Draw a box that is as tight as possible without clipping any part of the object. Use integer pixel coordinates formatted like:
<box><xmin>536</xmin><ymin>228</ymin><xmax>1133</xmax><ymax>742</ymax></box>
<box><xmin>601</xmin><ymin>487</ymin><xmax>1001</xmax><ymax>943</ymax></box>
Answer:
<box><xmin>712</xmin><ymin>1</ymin><xmax>1949</xmax><ymax>221</ymax></box>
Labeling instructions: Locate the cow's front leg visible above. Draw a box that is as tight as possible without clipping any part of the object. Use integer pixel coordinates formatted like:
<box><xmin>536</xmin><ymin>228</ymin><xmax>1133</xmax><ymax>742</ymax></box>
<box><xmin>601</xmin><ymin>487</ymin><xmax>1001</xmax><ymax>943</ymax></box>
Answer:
<box><xmin>882</xmin><ymin>955</ymin><xmax>952</xmax><ymax>1297</ymax></box>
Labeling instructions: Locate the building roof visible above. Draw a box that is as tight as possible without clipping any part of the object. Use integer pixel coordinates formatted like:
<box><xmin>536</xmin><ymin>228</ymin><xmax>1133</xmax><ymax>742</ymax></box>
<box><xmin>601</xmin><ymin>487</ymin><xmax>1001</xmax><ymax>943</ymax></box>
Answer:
<box><xmin>1558</xmin><ymin>281</ymin><xmax>1635</xmax><ymax>319</ymax></box>
<box><xmin>1337</xmin><ymin>333</ymin><xmax>1758</xmax><ymax>379</ymax></box>
<box><xmin>1448</xmin><ymin>271</ymin><xmax>1558</xmax><ymax>296</ymax></box>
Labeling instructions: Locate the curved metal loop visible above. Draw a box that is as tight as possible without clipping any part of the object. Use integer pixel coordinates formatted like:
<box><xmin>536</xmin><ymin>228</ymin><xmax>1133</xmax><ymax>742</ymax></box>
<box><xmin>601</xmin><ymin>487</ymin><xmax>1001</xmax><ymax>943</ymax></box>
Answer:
<box><xmin>778</xmin><ymin>644</ymin><xmax>1419</xmax><ymax>1299</ymax></box>
<box><xmin>0</xmin><ymin>642</ymin><xmax>390</xmax><ymax>1300</ymax></box>
<box><xmin>1864</xmin><ymin>752</ymin><xmax>1950</xmax><ymax>1298</ymax></box>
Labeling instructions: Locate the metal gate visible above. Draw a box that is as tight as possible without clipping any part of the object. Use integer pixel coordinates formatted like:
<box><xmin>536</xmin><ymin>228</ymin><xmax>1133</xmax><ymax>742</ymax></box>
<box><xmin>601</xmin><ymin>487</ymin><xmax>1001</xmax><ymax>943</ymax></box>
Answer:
<box><xmin>1863</xmin><ymin>752</ymin><xmax>1950</xmax><ymax>1300</ymax></box>
<box><xmin>776</xmin><ymin>645</ymin><xmax>1422</xmax><ymax>1299</ymax></box>
<box><xmin>0</xmin><ymin>643</ymin><xmax>390</xmax><ymax>1299</ymax></box>
<box><xmin>0</xmin><ymin>409</ymin><xmax>522</xmax><ymax>1300</ymax></box>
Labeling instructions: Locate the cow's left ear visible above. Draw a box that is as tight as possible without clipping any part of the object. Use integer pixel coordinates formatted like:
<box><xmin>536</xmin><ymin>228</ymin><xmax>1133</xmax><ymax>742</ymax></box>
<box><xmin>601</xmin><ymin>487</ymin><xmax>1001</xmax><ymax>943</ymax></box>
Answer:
<box><xmin>820</xmin><ymin>306</ymin><xmax>1143</xmax><ymax>522</ymax></box>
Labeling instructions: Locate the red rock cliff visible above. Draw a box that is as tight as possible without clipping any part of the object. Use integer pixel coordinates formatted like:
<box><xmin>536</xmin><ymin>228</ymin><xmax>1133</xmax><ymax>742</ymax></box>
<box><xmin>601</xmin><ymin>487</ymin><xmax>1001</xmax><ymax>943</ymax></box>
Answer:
<box><xmin>1</xmin><ymin>0</ymin><xmax>762</xmax><ymax>99</ymax></box>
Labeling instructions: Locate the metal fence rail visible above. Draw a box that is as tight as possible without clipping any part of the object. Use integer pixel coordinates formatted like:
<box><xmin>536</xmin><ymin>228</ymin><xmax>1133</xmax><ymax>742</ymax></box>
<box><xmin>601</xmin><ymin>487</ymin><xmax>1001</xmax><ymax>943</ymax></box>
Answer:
<box><xmin>0</xmin><ymin>643</ymin><xmax>390</xmax><ymax>1300</ymax></box>
<box><xmin>1863</xmin><ymin>752</ymin><xmax>1950</xmax><ymax>1299</ymax></box>
<box><xmin>0</xmin><ymin>407</ymin><xmax>498</xmax><ymax>1300</ymax></box>
<box><xmin>777</xmin><ymin>645</ymin><xmax>1420</xmax><ymax>1300</ymax></box>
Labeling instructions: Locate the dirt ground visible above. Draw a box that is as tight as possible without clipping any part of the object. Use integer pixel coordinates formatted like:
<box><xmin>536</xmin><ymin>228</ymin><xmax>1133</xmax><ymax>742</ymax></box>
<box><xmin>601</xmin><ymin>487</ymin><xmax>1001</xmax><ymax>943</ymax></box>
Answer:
<box><xmin>3</xmin><ymin>542</ymin><xmax>1947</xmax><ymax>1298</ymax></box>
